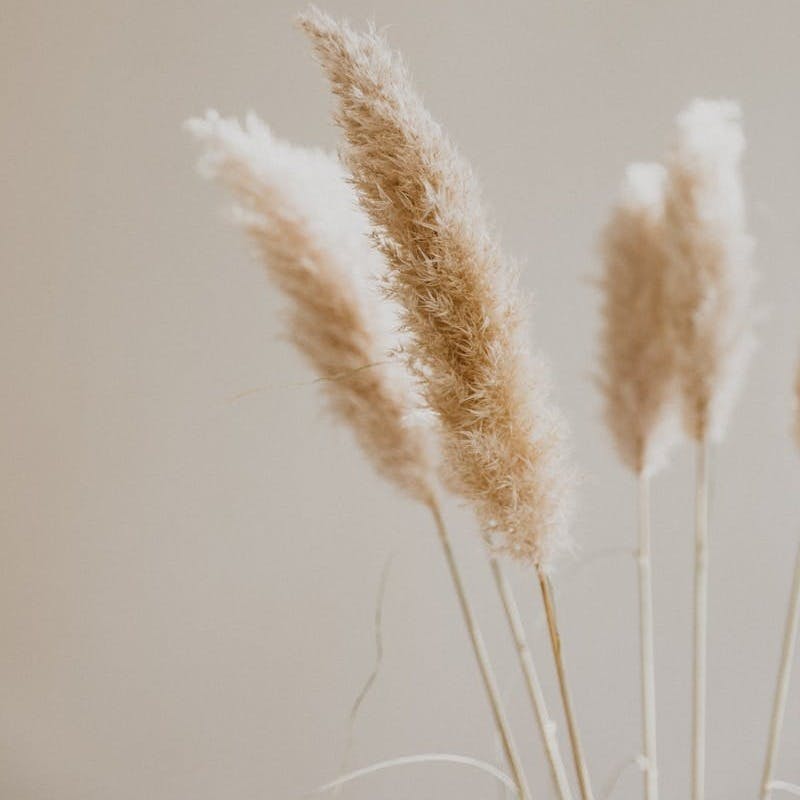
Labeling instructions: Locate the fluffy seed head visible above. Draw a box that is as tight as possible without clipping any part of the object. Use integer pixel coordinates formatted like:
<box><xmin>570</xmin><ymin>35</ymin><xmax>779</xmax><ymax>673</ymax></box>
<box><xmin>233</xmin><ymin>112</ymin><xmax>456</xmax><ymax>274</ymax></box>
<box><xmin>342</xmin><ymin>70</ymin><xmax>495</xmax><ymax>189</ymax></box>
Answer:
<box><xmin>298</xmin><ymin>8</ymin><xmax>574</xmax><ymax>567</ymax></box>
<box><xmin>186</xmin><ymin>110</ymin><xmax>433</xmax><ymax>501</ymax></box>
<box><xmin>599</xmin><ymin>163</ymin><xmax>680</xmax><ymax>475</ymax></box>
<box><xmin>661</xmin><ymin>99</ymin><xmax>756</xmax><ymax>442</ymax></box>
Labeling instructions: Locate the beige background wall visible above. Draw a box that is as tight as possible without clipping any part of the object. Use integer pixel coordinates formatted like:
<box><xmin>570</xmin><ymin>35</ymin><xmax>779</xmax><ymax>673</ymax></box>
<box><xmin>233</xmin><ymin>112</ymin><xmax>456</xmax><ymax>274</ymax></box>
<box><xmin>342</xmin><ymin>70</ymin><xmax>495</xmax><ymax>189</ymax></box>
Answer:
<box><xmin>3</xmin><ymin>2</ymin><xmax>799</xmax><ymax>798</ymax></box>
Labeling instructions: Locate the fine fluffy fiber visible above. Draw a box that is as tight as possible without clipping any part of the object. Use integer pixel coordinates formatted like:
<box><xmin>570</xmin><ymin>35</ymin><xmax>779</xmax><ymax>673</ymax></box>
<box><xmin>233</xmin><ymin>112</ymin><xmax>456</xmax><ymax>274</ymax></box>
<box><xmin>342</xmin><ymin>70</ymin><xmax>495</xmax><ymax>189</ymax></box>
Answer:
<box><xmin>186</xmin><ymin>110</ymin><xmax>433</xmax><ymax>501</ymax></box>
<box><xmin>599</xmin><ymin>163</ymin><xmax>680</xmax><ymax>476</ymax></box>
<box><xmin>661</xmin><ymin>99</ymin><xmax>757</xmax><ymax>443</ymax></box>
<box><xmin>299</xmin><ymin>8</ymin><xmax>574</xmax><ymax>567</ymax></box>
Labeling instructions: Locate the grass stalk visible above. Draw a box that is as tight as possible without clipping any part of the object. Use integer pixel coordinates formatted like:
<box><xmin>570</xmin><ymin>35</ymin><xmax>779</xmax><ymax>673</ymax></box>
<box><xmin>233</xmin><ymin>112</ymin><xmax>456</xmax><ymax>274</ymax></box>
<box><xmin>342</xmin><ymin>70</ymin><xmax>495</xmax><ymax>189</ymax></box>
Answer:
<box><xmin>637</xmin><ymin>473</ymin><xmax>659</xmax><ymax>800</ymax></box>
<box><xmin>537</xmin><ymin>569</ymin><xmax>595</xmax><ymax>800</ymax></box>
<box><xmin>692</xmin><ymin>439</ymin><xmax>710</xmax><ymax>800</ymax></box>
<box><xmin>490</xmin><ymin>557</ymin><xmax>574</xmax><ymax>800</ymax></box>
<box><xmin>427</xmin><ymin>498</ymin><xmax>532</xmax><ymax>800</ymax></box>
<box><xmin>760</xmin><ymin>541</ymin><xmax>800</xmax><ymax>800</ymax></box>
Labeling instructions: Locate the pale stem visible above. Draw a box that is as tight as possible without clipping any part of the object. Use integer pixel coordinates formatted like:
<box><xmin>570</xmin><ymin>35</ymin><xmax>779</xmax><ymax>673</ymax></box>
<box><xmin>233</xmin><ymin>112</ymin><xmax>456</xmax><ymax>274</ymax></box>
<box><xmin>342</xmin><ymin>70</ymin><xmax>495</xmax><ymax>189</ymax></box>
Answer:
<box><xmin>427</xmin><ymin>498</ymin><xmax>532</xmax><ymax>800</ymax></box>
<box><xmin>537</xmin><ymin>568</ymin><xmax>595</xmax><ymax>800</ymax></box>
<box><xmin>692</xmin><ymin>439</ymin><xmax>710</xmax><ymax>800</ymax></box>
<box><xmin>760</xmin><ymin>541</ymin><xmax>800</xmax><ymax>800</ymax></box>
<box><xmin>308</xmin><ymin>752</ymin><xmax>520</xmax><ymax>797</ymax></box>
<box><xmin>490</xmin><ymin>556</ymin><xmax>575</xmax><ymax>800</ymax></box>
<box><xmin>637</xmin><ymin>472</ymin><xmax>659</xmax><ymax>800</ymax></box>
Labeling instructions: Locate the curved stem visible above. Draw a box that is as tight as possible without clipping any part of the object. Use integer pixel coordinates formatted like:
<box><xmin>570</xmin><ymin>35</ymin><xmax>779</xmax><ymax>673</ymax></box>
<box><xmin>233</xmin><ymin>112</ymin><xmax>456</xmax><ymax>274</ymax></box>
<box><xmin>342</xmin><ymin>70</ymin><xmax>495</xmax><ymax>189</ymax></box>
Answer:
<box><xmin>307</xmin><ymin>752</ymin><xmax>519</xmax><ymax>797</ymax></box>
<box><xmin>760</xmin><ymin>542</ymin><xmax>800</xmax><ymax>800</ymax></box>
<box><xmin>692</xmin><ymin>439</ymin><xmax>710</xmax><ymax>800</ymax></box>
<box><xmin>336</xmin><ymin>557</ymin><xmax>392</xmax><ymax>792</ymax></box>
<box><xmin>490</xmin><ymin>557</ymin><xmax>574</xmax><ymax>800</ymax></box>
<box><xmin>537</xmin><ymin>568</ymin><xmax>595</xmax><ymax>800</ymax></box>
<box><xmin>427</xmin><ymin>499</ymin><xmax>531</xmax><ymax>800</ymax></box>
<box><xmin>637</xmin><ymin>473</ymin><xmax>658</xmax><ymax>800</ymax></box>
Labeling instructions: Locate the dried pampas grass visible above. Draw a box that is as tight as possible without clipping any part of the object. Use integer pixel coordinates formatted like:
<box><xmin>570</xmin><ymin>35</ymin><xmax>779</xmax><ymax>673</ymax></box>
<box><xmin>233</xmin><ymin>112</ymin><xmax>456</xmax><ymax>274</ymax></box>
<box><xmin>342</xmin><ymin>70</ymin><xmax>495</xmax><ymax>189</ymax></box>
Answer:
<box><xmin>298</xmin><ymin>10</ymin><xmax>588</xmax><ymax>800</ymax></box>
<box><xmin>297</xmin><ymin>7</ymin><xmax>573</xmax><ymax>570</ymax></box>
<box><xmin>187</xmin><ymin>108</ymin><xmax>531</xmax><ymax>800</ymax></box>
<box><xmin>659</xmin><ymin>98</ymin><xmax>756</xmax><ymax>800</ymax></box>
<box><xmin>181</xmin><ymin>14</ymin><xmax>797</xmax><ymax>800</ymax></box>
<box><xmin>662</xmin><ymin>99</ymin><xmax>756</xmax><ymax>444</ymax></box>
<box><xmin>599</xmin><ymin>162</ymin><xmax>679</xmax><ymax>478</ymax></box>
<box><xmin>598</xmin><ymin>162</ymin><xmax>681</xmax><ymax>800</ymax></box>
<box><xmin>186</xmin><ymin>110</ymin><xmax>433</xmax><ymax>501</ymax></box>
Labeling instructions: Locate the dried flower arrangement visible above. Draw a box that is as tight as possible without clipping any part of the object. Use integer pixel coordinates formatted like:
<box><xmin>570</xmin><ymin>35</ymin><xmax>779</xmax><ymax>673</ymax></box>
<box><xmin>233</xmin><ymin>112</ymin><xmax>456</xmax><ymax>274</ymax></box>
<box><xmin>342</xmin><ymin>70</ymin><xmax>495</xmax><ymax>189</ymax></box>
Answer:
<box><xmin>186</xmin><ymin>9</ymin><xmax>799</xmax><ymax>800</ymax></box>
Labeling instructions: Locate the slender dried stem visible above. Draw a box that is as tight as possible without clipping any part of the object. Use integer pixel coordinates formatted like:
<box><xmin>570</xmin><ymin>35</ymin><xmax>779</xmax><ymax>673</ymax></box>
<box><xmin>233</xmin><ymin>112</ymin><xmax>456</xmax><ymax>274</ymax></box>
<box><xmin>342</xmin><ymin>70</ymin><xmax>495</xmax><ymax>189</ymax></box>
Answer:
<box><xmin>490</xmin><ymin>558</ymin><xmax>574</xmax><ymax>800</ymax></box>
<box><xmin>309</xmin><ymin>752</ymin><xmax>519</xmax><ymax>797</ymax></box>
<box><xmin>427</xmin><ymin>499</ymin><xmax>531</xmax><ymax>800</ymax></box>
<box><xmin>637</xmin><ymin>473</ymin><xmax>659</xmax><ymax>800</ymax></box>
<box><xmin>537</xmin><ymin>569</ymin><xmax>595</xmax><ymax>800</ymax></box>
<box><xmin>760</xmin><ymin>541</ymin><xmax>800</xmax><ymax>800</ymax></box>
<box><xmin>692</xmin><ymin>439</ymin><xmax>710</xmax><ymax>800</ymax></box>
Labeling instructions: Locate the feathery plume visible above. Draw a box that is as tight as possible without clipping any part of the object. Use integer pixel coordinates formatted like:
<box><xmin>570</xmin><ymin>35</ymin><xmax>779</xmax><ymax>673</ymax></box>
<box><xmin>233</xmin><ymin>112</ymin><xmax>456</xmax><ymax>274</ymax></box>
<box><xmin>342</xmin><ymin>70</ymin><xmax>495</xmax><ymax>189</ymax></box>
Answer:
<box><xmin>661</xmin><ymin>99</ymin><xmax>756</xmax><ymax>442</ymax></box>
<box><xmin>599</xmin><ymin>162</ymin><xmax>679</xmax><ymax>476</ymax></box>
<box><xmin>297</xmin><ymin>7</ymin><xmax>573</xmax><ymax>569</ymax></box>
<box><xmin>186</xmin><ymin>110</ymin><xmax>433</xmax><ymax>501</ymax></box>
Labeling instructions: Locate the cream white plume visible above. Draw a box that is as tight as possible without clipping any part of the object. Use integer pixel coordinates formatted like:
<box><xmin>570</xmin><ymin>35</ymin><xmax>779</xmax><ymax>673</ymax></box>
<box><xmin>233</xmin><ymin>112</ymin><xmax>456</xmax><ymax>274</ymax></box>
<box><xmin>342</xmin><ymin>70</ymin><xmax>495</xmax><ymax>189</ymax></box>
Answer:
<box><xmin>186</xmin><ymin>110</ymin><xmax>433</xmax><ymax>501</ymax></box>
<box><xmin>661</xmin><ymin>99</ymin><xmax>756</xmax><ymax>442</ymax></box>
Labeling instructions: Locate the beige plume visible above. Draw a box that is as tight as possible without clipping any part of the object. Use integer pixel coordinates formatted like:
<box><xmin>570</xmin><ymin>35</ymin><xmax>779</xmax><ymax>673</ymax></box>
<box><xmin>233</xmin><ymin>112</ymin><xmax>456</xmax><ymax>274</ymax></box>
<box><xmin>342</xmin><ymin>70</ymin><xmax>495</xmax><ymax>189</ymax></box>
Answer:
<box><xmin>186</xmin><ymin>110</ymin><xmax>433</xmax><ymax>501</ymax></box>
<box><xmin>599</xmin><ymin>162</ymin><xmax>679</xmax><ymax>476</ymax></box>
<box><xmin>662</xmin><ymin>99</ymin><xmax>756</xmax><ymax>443</ymax></box>
<box><xmin>297</xmin><ymin>7</ymin><xmax>573</xmax><ymax>569</ymax></box>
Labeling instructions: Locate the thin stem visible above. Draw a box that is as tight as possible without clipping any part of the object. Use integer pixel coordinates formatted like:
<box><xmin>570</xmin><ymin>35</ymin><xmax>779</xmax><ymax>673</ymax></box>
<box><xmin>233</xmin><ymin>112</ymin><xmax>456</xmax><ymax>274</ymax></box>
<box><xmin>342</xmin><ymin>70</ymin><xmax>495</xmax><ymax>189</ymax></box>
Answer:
<box><xmin>427</xmin><ymin>498</ymin><xmax>532</xmax><ymax>800</ymax></box>
<box><xmin>490</xmin><ymin>557</ymin><xmax>574</xmax><ymax>800</ymax></box>
<box><xmin>637</xmin><ymin>472</ymin><xmax>659</xmax><ymax>800</ymax></box>
<box><xmin>336</xmin><ymin>557</ymin><xmax>392</xmax><ymax>792</ymax></box>
<box><xmin>537</xmin><ymin>568</ymin><xmax>595</xmax><ymax>800</ymax></box>
<box><xmin>307</xmin><ymin>752</ymin><xmax>519</xmax><ymax>797</ymax></box>
<box><xmin>760</xmin><ymin>541</ymin><xmax>800</xmax><ymax>800</ymax></box>
<box><xmin>692</xmin><ymin>439</ymin><xmax>710</xmax><ymax>800</ymax></box>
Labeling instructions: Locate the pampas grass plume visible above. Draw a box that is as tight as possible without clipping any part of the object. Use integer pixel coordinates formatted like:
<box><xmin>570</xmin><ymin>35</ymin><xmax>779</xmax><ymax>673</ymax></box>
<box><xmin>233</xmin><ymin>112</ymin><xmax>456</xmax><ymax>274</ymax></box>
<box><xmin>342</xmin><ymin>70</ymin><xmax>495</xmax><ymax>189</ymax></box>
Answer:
<box><xmin>599</xmin><ymin>162</ymin><xmax>679</xmax><ymax>476</ymax></box>
<box><xmin>298</xmin><ymin>7</ymin><xmax>573</xmax><ymax>569</ymax></box>
<box><xmin>186</xmin><ymin>110</ymin><xmax>433</xmax><ymax>502</ymax></box>
<box><xmin>662</xmin><ymin>99</ymin><xmax>757</xmax><ymax>442</ymax></box>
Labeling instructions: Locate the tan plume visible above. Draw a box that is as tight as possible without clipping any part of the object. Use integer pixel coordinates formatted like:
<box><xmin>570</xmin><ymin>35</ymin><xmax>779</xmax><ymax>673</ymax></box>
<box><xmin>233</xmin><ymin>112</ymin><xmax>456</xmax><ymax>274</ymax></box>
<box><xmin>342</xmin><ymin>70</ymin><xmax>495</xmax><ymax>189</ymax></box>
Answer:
<box><xmin>298</xmin><ymin>7</ymin><xmax>573</xmax><ymax>569</ymax></box>
<box><xmin>599</xmin><ymin>162</ymin><xmax>680</xmax><ymax>476</ymax></box>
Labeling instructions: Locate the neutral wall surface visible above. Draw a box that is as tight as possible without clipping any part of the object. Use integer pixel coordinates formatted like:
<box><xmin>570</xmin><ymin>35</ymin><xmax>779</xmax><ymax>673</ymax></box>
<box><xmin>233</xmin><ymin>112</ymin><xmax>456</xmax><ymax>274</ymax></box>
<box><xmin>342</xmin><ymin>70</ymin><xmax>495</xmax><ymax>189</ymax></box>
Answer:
<box><xmin>3</xmin><ymin>2</ymin><xmax>799</xmax><ymax>798</ymax></box>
